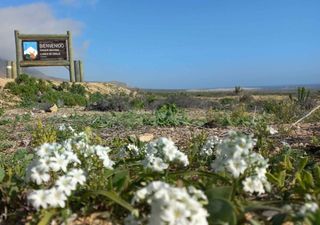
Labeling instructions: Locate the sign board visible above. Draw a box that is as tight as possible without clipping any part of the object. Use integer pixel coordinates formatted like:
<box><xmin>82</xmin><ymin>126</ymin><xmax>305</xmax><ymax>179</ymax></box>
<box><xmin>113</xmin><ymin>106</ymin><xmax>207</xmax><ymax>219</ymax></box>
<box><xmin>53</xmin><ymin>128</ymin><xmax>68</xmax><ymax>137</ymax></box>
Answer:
<box><xmin>22</xmin><ymin>40</ymin><xmax>68</xmax><ymax>61</ymax></box>
<box><xmin>14</xmin><ymin>30</ymin><xmax>76</xmax><ymax>82</ymax></box>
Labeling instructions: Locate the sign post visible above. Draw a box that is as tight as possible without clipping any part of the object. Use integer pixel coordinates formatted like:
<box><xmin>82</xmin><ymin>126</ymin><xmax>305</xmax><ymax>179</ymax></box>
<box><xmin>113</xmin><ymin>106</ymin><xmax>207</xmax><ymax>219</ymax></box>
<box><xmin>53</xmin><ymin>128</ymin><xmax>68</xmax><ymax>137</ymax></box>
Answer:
<box><xmin>14</xmin><ymin>30</ymin><xmax>78</xmax><ymax>82</ymax></box>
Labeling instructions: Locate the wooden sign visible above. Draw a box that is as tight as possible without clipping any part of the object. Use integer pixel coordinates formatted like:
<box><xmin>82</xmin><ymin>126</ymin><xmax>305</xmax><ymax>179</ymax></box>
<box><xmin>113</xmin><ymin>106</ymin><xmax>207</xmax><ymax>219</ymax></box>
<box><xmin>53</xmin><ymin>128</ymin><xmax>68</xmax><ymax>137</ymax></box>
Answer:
<box><xmin>22</xmin><ymin>40</ymin><xmax>68</xmax><ymax>61</ymax></box>
<box><xmin>15</xmin><ymin>30</ymin><xmax>76</xmax><ymax>82</ymax></box>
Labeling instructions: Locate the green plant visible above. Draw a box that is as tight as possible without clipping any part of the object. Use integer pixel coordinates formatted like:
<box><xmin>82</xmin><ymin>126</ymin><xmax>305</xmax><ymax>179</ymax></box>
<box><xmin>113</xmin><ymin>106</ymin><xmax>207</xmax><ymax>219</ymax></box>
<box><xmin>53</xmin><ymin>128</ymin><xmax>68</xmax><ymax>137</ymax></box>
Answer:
<box><xmin>234</xmin><ymin>86</ymin><xmax>242</xmax><ymax>95</ymax></box>
<box><xmin>296</xmin><ymin>87</ymin><xmax>310</xmax><ymax>107</ymax></box>
<box><xmin>5</xmin><ymin>74</ymin><xmax>88</xmax><ymax>107</ymax></box>
<box><xmin>68</xmin><ymin>83</ymin><xmax>86</xmax><ymax>95</ymax></box>
<box><xmin>154</xmin><ymin>103</ymin><xmax>188</xmax><ymax>126</ymax></box>
<box><xmin>87</xmin><ymin>95</ymin><xmax>131</xmax><ymax>112</ymax></box>
<box><xmin>31</xmin><ymin>121</ymin><xmax>57</xmax><ymax>147</ymax></box>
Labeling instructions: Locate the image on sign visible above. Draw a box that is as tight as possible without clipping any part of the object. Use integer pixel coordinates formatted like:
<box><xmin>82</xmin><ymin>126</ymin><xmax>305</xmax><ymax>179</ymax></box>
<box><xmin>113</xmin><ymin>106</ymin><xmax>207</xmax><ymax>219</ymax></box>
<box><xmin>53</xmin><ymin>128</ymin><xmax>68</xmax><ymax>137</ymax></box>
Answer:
<box><xmin>23</xmin><ymin>41</ymin><xmax>39</xmax><ymax>60</ymax></box>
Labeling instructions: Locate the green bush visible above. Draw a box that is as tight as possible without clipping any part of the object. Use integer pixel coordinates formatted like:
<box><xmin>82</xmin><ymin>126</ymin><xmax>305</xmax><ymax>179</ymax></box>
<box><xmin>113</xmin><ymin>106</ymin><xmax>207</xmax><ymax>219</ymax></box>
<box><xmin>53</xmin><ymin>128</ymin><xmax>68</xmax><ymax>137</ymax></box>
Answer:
<box><xmin>5</xmin><ymin>74</ymin><xmax>88</xmax><ymax>107</ymax></box>
<box><xmin>154</xmin><ymin>103</ymin><xmax>189</xmax><ymax>126</ymax></box>
<box><xmin>87</xmin><ymin>95</ymin><xmax>131</xmax><ymax>111</ymax></box>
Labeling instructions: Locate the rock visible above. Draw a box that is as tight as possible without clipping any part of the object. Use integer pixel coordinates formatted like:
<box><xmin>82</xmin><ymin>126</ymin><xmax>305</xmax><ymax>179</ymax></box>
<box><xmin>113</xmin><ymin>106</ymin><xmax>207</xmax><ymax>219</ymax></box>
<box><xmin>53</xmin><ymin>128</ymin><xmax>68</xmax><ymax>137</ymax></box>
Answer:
<box><xmin>46</xmin><ymin>104</ymin><xmax>58</xmax><ymax>113</ymax></box>
<box><xmin>139</xmin><ymin>133</ymin><xmax>154</xmax><ymax>142</ymax></box>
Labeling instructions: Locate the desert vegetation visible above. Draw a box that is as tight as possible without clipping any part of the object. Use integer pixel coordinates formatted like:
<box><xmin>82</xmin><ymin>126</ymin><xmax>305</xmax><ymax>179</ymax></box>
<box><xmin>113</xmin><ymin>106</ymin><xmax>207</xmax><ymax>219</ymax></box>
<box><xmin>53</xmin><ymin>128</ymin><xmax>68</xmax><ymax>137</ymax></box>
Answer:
<box><xmin>0</xmin><ymin>75</ymin><xmax>320</xmax><ymax>224</ymax></box>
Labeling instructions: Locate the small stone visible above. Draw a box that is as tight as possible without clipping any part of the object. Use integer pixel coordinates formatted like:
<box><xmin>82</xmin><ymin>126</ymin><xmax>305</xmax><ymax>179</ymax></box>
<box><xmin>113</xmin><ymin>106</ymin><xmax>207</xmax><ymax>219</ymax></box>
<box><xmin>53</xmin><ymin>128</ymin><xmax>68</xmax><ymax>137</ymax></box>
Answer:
<box><xmin>138</xmin><ymin>133</ymin><xmax>154</xmax><ymax>142</ymax></box>
<box><xmin>262</xmin><ymin>210</ymin><xmax>278</xmax><ymax>219</ymax></box>
<box><xmin>46</xmin><ymin>104</ymin><xmax>58</xmax><ymax>113</ymax></box>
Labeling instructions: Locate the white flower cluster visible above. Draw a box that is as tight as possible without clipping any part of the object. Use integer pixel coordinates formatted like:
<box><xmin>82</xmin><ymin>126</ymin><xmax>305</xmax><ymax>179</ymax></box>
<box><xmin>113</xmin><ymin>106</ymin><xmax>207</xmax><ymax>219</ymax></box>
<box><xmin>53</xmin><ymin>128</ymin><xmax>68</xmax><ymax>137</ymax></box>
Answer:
<box><xmin>266</xmin><ymin>125</ymin><xmax>278</xmax><ymax>135</ymax></box>
<box><xmin>58</xmin><ymin>123</ymin><xmax>75</xmax><ymax>132</ymax></box>
<box><xmin>26</xmin><ymin>131</ymin><xmax>114</xmax><ymax>210</ymax></box>
<box><xmin>299</xmin><ymin>195</ymin><xmax>319</xmax><ymax>216</ymax></box>
<box><xmin>210</xmin><ymin>131</ymin><xmax>270</xmax><ymax>195</ymax></box>
<box><xmin>128</xmin><ymin>181</ymin><xmax>208</xmax><ymax>225</ymax></box>
<box><xmin>142</xmin><ymin>137</ymin><xmax>189</xmax><ymax>172</ymax></box>
<box><xmin>299</xmin><ymin>202</ymin><xmax>319</xmax><ymax>215</ymax></box>
<box><xmin>28</xmin><ymin>168</ymin><xmax>85</xmax><ymax>209</ymax></box>
<box><xmin>200</xmin><ymin>136</ymin><xmax>220</xmax><ymax>157</ymax></box>
<box><xmin>118</xmin><ymin>144</ymin><xmax>140</xmax><ymax>159</ymax></box>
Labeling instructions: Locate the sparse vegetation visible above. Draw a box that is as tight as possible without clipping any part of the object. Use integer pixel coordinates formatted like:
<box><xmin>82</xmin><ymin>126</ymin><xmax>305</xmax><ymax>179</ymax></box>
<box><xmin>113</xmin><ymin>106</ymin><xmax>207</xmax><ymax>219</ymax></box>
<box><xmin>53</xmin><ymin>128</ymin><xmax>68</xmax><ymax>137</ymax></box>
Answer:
<box><xmin>0</xmin><ymin>77</ymin><xmax>320</xmax><ymax>224</ymax></box>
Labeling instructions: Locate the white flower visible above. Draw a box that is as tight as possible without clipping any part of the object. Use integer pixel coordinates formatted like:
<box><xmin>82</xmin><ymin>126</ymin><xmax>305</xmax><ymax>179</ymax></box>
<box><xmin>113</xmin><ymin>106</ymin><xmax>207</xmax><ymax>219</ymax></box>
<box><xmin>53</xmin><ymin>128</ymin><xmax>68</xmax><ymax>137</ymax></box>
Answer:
<box><xmin>131</xmin><ymin>181</ymin><xmax>208</xmax><ymax>225</ymax></box>
<box><xmin>47</xmin><ymin>187</ymin><xmax>67</xmax><ymax>208</ymax></box>
<box><xmin>58</xmin><ymin>124</ymin><xmax>66</xmax><ymax>131</ymax></box>
<box><xmin>127</xmin><ymin>144</ymin><xmax>139</xmax><ymax>156</ymax></box>
<box><xmin>267</xmin><ymin>126</ymin><xmax>278</xmax><ymax>135</ymax></box>
<box><xmin>162</xmin><ymin>201</ymin><xmax>190</xmax><ymax>224</ymax></box>
<box><xmin>152</xmin><ymin>157</ymin><xmax>169</xmax><ymax>172</ymax></box>
<box><xmin>281</xmin><ymin>141</ymin><xmax>290</xmax><ymax>148</ymax></box>
<box><xmin>68</xmin><ymin>168</ymin><xmax>86</xmax><ymax>185</ymax></box>
<box><xmin>142</xmin><ymin>137</ymin><xmax>189</xmax><ymax>172</ymax></box>
<box><xmin>55</xmin><ymin>175</ymin><xmax>77</xmax><ymax>196</ymax></box>
<box><xmin>200</xmin><ymin>136</ymin><xmax>220</xmax><ymax>157</ymax></box>
<box><xmin>226</xmin><ymin>157</ymin><xmax>247</xmax><ymax>178</ymax></box>
<box><xmin>30</xmin><ymin>166</ymin><xmax>50</xmax><ymax>185</ymax></box>
<box><xmin>68</xmin><ymin>126</ymin><xmax>75</xmax><ymax>132</ymax></box>
<box><xmin>255</xmin><ymin>167</ymin><xmax>267</xmax><ymax>179</ymax></box>
<box><xmin>103</xmin><ymin>156</ymin><xmax>115</xmax><ymax>170</ymax></box>
<box><xmin>299</xmin><ymin>202</ymin><xmax>319</xmax><ymax>215</ymax></box>
<box><xmin>242</xmin><ymin>177</ymin><xmax>265</xmax><ymax>195</ymax></box>
<box><xmin>210</xmin><ymin>132</ymin><xmax>270</xmax><ymax>194</ymax></box>
<box><xmin>63</xmin><ymin>151</ymin><xmax>81</xmax><ymax>165</ymax></box>
<box><xmin>93</xmin><ymin>145</ymin><xmax>114</xmax><ymax>169</ymax></box>
<box><xmin>49</xmin><ymin>153</ymin><xmax>69</xmax><ymax>172</ymax></box>
<box><xmin>36</xmin><ymin>143</ymin><xmax>60</xmax><ymax>158</ymax></box>
<box><xmin>28</xmin><ymin>190</ymin><xmax>50</xmax><ymax>209</ymax></box>
<box><xmin>188</xmin><ymin>186</ymin><xmax>208</xmax><ymax>203</ymax></box>
<box><xmin>135</xmin><ymin>188</ymin><xmax>148</xmax><ymax>201</ymax></box>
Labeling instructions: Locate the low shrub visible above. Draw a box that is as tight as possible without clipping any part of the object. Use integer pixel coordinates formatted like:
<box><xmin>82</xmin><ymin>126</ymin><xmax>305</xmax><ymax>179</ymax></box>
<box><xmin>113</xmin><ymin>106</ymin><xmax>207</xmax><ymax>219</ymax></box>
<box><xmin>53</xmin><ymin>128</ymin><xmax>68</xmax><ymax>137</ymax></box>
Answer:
<box><xmin>153</xmin><ymin>103</ymin><xmax>189</xmax><ymax>126</ymax></box>
<box><xmin>5</xmin><ymin>74</ymin><xmax>88</xmax><ymax>107</ymax></box>
<box><xmin>87</xmin><ymin>95</ymin><xmax>131</xmax><ymax>112</ymax></box>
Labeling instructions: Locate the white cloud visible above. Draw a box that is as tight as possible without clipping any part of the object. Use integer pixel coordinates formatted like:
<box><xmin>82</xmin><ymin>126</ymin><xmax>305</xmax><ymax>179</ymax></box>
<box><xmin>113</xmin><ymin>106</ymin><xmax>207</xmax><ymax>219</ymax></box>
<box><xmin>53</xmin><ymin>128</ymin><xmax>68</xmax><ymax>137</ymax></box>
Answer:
<box><xmin>0</xmin><ymin>3</ymin><xmax>84</xmax><ymax>60</ymax></box>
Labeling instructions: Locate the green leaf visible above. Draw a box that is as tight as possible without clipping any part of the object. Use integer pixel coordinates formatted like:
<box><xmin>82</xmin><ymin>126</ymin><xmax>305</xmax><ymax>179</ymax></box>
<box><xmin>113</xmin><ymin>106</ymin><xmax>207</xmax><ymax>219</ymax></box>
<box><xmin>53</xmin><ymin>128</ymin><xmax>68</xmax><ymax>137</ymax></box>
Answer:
<box><xmin>38</xmin><ymin>209</ymin><xmax>56</xmax><ymax>225</ymax></box>
<box><xmin>0</xmin><ymin>167</ymin><xmax>5</xmax><ymax>182</ymax></box>
<box><xmin>314</xmin><ymin>166</ymin><xmax>320</xmax><ymax>186</ymax></box>
<box><xmin>91</xmin><ymin>190</ymin><xmax>134</xmax><ymax>212</ymax></box>
<box><xmin>278</xmin><ymin>170</ymin><xmax>286</xmax><ymax>187</ymax></box>
<box><xmin>266</xmin><ymin>172</ymin><xmax>279</xmax><ymax>185</ymax></box>
<box><xmin>284</xmin><ymin>155</ymin><xmax>293</xmax><ymax>171</ymax></box>
<box><xmin>206</xmin><ymin>197</ymin><xmax>237</xmax><ymax>225</ymax></box>
<box><xmin>298</xmin><ymin>157</ymin><xmax>308</xmax><ymax>171</ymax></box>
<box><xmin>206</xmin><ymin>186</ymin><xmax>233</xmax><ymax>200</ymax></box>
<box><xmin>302</xmin><ymin>171</ymin><xmax>314</xmax><ymax>188</ymax></box>
<box><xmin>112</xmin><ymin>170</ymin><xmax>129</xmax><ymax>192</ymax></box>
<box><xmin>295</xmin><ymin>172</ymin><xmax>306</xmax><ymax>190</ymax></box>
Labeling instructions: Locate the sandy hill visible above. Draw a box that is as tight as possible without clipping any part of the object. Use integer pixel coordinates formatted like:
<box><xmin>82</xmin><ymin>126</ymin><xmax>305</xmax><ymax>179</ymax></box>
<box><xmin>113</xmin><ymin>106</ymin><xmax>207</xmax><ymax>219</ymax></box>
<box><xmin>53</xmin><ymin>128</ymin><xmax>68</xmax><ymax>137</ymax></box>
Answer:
<box><xmin>0</xmin><ymin>77</ymin><xmax>132</xmax><ymax>96</ymax></box>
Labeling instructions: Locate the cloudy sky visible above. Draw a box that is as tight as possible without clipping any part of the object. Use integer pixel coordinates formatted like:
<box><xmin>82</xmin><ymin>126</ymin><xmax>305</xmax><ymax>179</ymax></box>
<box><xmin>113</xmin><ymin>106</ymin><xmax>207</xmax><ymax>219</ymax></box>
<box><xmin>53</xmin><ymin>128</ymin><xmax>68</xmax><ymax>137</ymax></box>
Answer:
<box><xmin>0</xmin><ymin>0</ymin><xmax>319</xmax><ymax>88</ymax></box>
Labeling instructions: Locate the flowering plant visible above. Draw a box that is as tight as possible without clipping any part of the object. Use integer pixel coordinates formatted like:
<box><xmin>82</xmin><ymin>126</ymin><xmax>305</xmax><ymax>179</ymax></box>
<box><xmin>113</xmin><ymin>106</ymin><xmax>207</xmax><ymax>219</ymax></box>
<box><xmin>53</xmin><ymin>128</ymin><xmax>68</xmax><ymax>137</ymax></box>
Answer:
<box><xmin>209</xmin><ymin>131</ymin><xmax>271</xmax><ymax>195</ymax></box>
<box><xmin>26</xmin><ymin>129</ymin><xmax>114</xmax><ymax>210</ymax></box>
<box><xmin>126</xmin><ymin>181</ymin><xmax>208</xmax><ymax>225</ymax></box>
<box><xmin>141</xmin><ymin>137</ymin><xmax>189</xmax><ymax>172</ymax></box>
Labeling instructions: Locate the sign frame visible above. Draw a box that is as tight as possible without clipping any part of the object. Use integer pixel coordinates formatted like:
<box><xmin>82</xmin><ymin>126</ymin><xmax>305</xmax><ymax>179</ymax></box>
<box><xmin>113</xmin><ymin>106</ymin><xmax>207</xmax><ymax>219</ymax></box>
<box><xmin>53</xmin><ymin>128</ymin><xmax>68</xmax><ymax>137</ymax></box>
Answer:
<box><xmin>14</xmin><ymin>30</ymin><xmax>75</xmax><ymax>82</ymax></box>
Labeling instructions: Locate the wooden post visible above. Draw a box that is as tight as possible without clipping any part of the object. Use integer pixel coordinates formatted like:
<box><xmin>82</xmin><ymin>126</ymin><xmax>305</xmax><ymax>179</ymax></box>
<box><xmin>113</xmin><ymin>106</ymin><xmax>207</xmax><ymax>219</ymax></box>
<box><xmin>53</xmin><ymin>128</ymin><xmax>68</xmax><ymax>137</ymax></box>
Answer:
<box><xmin>67</xmin><ymin>31</ymin><xmax>75</xmax><ymax>82</ymax></box>
<box><xmin>74</xmin><ymin>60</ymin><xmax>80</xmax><ymax>82</ymax></box>
<box><xmin>6</xmin><ymin>61</ymin><xmax>11</xmax><ymax>78</ymax></box>
<box><xmin>14</xmin><ymin>30</ymin><xmax>21</xmax><ymax>77</ymax></box>
<box><xmin>11</xmin><ymin>61</ymin><xmax>17</xmax><ymax>79</ymax></box>
<box><xmin>79</xmin><ymin>60</ymin><xmax>84</xmax><ymax>82</ymax></box>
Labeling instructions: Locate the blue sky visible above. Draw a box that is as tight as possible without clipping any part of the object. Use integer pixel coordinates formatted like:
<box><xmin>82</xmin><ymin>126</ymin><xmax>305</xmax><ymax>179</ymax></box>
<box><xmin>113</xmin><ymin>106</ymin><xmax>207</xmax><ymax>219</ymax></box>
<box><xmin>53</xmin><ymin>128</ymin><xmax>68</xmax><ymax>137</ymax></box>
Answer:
<box><xmin>1</xmin><ymin>0</ymin><xmax>320</xmax><ymax>88</ymax></box>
